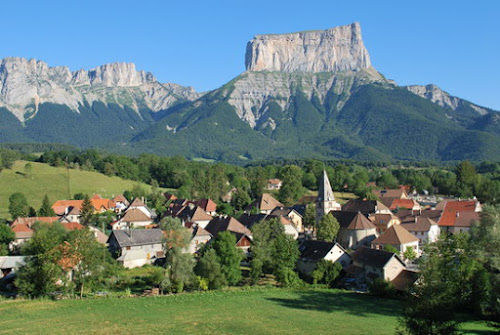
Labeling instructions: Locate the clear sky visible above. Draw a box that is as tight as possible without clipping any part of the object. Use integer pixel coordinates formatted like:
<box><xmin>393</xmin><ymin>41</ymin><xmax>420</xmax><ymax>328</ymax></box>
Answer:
<box><xmin>2</xmin><ymin>0</ymin><xmax>499</xmax><ymax>110</ymax></box>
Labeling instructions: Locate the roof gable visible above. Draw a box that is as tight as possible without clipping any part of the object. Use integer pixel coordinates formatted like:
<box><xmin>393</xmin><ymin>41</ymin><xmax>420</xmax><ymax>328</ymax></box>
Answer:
<box><xmin>372</xmin><ymin>225</ymin><xmax>418</xmax><ymax>245</ymax></box>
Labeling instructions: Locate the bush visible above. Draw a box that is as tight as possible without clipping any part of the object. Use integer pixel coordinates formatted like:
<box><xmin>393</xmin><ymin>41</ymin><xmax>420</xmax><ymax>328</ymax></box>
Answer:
<box><xmin>368</xmin><ymin>278</ymin><xmax>397</xmax><ymax>298</ymax></box>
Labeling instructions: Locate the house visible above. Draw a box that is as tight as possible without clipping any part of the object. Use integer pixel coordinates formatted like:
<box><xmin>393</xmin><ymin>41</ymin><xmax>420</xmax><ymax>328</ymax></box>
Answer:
<box><xmin>270</xmin><ymin>206</ymin><xmax>304</xmax><ymax>232</ymax></box>
<box><xmin>436</xmin><ymin>199</ymin><xmax>482</xmax><ymax>234</ymax></box>
<box><xmin>401</xmin><ymin>217</ymin><xmax>440</xmax><ymax>244</ymax></box>
<box><xmin>373</xmin><ymin>188</ymin><xmax>408</xmax><ymax>200</ymax></box>
<box><xmin>395</xmin><ymin>209</ymin><xmax>442</xmax><ymax>224</ymax></box>
<box><xmin>111</xmin><ymin>208</ymin><xmax>153</xmax><ymax>230</ymax></box>
<box><xmin>52</xmin><ymin>196</ymin><xmax>116</xmax><ymax>216</ymax></box>
<box><xmin>9</xmin><ymin>217</ymin><xmax>83</xmax><ymax>247</ymax></box>
<box><xmin>316</xmin><ymin>170</ymin><xmax>341</xmax><ymax>223</ymax></box>
<box><xmin>112</xmin><ymin>194</ymin><xmax>130</xmax><ymax>213</ymax></box>
<box><xmin>205</xmin><ymin>216</ymin><xmax>253</xmax><ymax>254</ymax></box>
<box><xmin>188</xmin><ymin>225</ymin><xmax>213</xmax><ymax>254</ymax></box>
<box><xmin>331</xmin><ymin>211</ymin><xmax>378</xmax><ymax>250</ymax></box>
<box><xmin>388</xmin><ymin>199</ymin><xmax>421</xmax><ymax>211</ymax></box>
<box><xmin>297</xmin><ymin>240</ymin><xmax>351</xmax><ymax>275</ymax></box>
<box><xmin>127</xmin><ymin>198</ymin><xmax>157</xmax><ymax>219</ymax></box>
<box><xmin>371</xmin><ymin>224</ymin><xmax>420</xmax><ymax>259</ymax></box>
<box><xmin>107</xmin><ymin>229</ymin><xmax>164</xmax><ymax>268</ymax></box>
<box><xmin>266</xmin><ymin>178</ymin><xmax>282</xmax><ymax>190</ymax></box>
<box><xmin>342</xmin><ymin>200</ymin><xmax>392</xmax><ymax>215</ymax></box>
<box><xmin>390</xmin><ymin>269</ymin><xmax>419</xmax><ymax>292</ymax></box>
<box><xmin>190</xmin><ymin>198</ymin><xmax>218</xmax><ymax>216</ymax></box>
<box><xmin>164</xmin><ymin>204</ymin><xmax>213</xmax><ymax>228</ymax></box>
<box><xmin>245</xmin><ymin>193</ymin><xmax>284</xmax><ymax>214</ymax></box>
<box><xmin>346</xmin><ymin>247</ymin><xmax>406</xmax><ymax>285</ymax></box>
<box><xmin>238</xmin><ymin>213</ymin><xmax>299</xmax><ymax>239</ymax></box>
<box><xmin>0</xmin><ymin>256</ymin><xmax>26</xmax><ymax>278</ymax></box>
<box><xmin>369</xmin><ymin>213</ymin><xmax>401</xmax><ymax>234</ymax></box>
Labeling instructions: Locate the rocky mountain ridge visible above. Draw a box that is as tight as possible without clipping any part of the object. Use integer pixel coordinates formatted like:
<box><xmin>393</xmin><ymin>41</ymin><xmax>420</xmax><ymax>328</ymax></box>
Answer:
<box><xmin>0</xmin><ymin>57</ymin><xmax>201</xmax><ymax>122</ymax></box>
<box><xmin>0</xmin><ymin>23</ymin><xmax>499</xmax><ymax>162</ymax></box>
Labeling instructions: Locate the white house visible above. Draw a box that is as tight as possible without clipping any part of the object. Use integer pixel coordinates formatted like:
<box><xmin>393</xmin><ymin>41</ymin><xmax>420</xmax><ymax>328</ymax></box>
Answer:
<box><xmin>401</xmin><ymin>217</ymin><xmax>440</xmax><ymax>245</ymax></box>
<box><xmin>297</xmin><ymin>240</ymin><xmax>351</xmax><ymax>275</ymax></box>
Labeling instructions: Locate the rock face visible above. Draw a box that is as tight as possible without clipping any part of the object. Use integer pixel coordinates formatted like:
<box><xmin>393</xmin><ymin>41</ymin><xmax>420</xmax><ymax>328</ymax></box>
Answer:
<box><xmin>245</xmin><ymin>22</ymin><xmax>371</xmax><ymax>73</ymax></box>
<box><xmin>0</xmin><ymin>57</ymin><xmax>201</xmax><ymax>121</ymax></box>
<box><xmin>226</xmin><ymin>68</ymin><xmax>386</xmax><ymax>128</ymax></box>
<box><xmin>406</xmin><ymin>84</ymin><xmax>489</xmax><ymax>115</ymax></box>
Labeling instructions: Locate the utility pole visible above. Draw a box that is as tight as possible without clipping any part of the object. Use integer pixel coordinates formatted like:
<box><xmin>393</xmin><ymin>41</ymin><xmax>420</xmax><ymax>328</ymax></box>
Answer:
<box><xmin>66</xmin><ymin>157</ymin><xmax>71</xmax><ymax>199</ymax></box>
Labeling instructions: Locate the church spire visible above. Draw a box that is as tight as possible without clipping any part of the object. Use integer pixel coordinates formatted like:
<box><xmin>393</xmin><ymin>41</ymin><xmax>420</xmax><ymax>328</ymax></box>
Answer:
<box><xmin>318</xmin><ymin>170</ymin><xmax>335</xmax><ymax>202</ymax></box>
<box><xmin>316</xmin><ymin>170</ymin><xmax>341</xmax><ymax>223</ymax></box>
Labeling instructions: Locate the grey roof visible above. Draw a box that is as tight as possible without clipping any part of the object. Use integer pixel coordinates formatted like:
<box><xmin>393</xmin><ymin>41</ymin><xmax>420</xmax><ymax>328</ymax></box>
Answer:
<box><xmin>352</xmin><ymin>247</ymin><xmax>405</xmax><ymax>268</ymax></box>
<box><xmin>0</xmin><ymin>256</ymin><xmax>27</xmax><ymax>269</ymax></box>
<box><xmin>299</xmin><ymin>240</ymin><xmax>337</xmax><ymax>261</ymax></box>
<box><xmin>318</xmin><ymin>170</ymin><xmax>335</xmax><ymax>202</ymax></box>
<box><xmin>108</xmin><ymin>229</ymin><xmax>164</xmax><ymax>248</ymax></box>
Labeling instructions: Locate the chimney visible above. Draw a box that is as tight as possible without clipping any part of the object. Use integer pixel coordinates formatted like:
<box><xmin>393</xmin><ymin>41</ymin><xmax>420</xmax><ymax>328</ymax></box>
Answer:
<box><xmin>456</xmin><ymin>211</ymin><xmax>460</xmax><ymax>218</ymax></box>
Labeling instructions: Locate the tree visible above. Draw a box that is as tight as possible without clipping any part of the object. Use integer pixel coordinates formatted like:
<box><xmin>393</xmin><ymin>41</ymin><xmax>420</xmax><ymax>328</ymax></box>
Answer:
<box><xmin>250</xmin><ymin>218</ymin><xmax>285</xmax><ymax>282</ymax></box>
<box><xmin>398</xmin><ymin>234</ymin><xmax>481</xmax><ymax>335</ymax></box>
<box><xmin>163</xmin><ymin>247</ymin><xmax>195</xmax><ymax>293</ymax></box>
<box><xmin>403</xmin><ymin>246</ymin><xmax>417</xmax><ymax>261</ymax></box>
<box><xmin>231</xmin><ymin>189</ymin><xmax>251</xmax><ymax>211</ymax></box>
<box><xmin>66</xmin><ymin>228</ymin><xmax>114</xmax><ymax>297</ymax></box>
<box><xmin>211</xmin><ymin>231</ymin><xmax>244</xmax><ymax>285</ymax></box>
<box><xmin>0</xmin><ymin>224</ymin><xmax>15</xmax><ymax>256</ymax></box>
<box><xmin>16</xmin><ymin>222</ymin><xmax>68</xmax><ymax>297</ymax></box>
<box><xmin>311</xmin><ymin>260</ymin><xmax>342</xmax><ymax>286</ymax></box>
<box><xmin>24</xmin><ymin>162</ymin><xmax>33</xmax><ymax>178</ymax></box>
<box><xmin>79</xmin><ymin>195</ymin><xmax>95</xmax><ymax>226</ymax></box>
<box><xmin>272</xmin><ymin>234</ymin><xmax>300</xmax><ymax>286</ymax></box>
<box><xmin>470</xmin><ymin>205</ymin><xmax>500</xmax><ymax>330</ymax></box>
<box><xmin>383</xmin><ymin>244</ymin><xmax>400</xmax><ymax>254</ymax></box>
<box><xmin>161</xmin><ymin>218</ymin><xmax>195</xmax><ymax>293</ymax></box>
<box><xmin>317</xmin><ymin>213</ymin><xmax>340</xmax><ymax>242</ymax></box>
<box><xmin>38</xmin><ymin>194</ymin><xmax>56</xmax><ymax>217</ymax></box>
<box><xmin>303</xmin><ymin>204</ymin><xmax>316</xmax><ymax>229</ymax></box>
<box><xmin>8</xmin><ymin>192</ymin><xmax>29</xmax><ymax>220</ymax></box>
<box><xmin>278</xmin><ymin>165</ymin><xmax>304</xmax><ymax>205</ymax></box>
<box><xmin>195</xmin><ymin>248</ymin><xmax>227</xmax><ymax>289</ymax></box>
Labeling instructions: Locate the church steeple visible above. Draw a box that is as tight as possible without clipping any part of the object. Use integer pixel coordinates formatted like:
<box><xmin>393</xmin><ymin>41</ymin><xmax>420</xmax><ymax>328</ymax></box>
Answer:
<box><xmin>316</xmin><ymin>170</ymin><xmax>341</xmax><ymax>223</ymax></box>
<box><xmin>318</xmin><ymin>170</ymin><xmax>335</xmax><ymax>202</ymax></box>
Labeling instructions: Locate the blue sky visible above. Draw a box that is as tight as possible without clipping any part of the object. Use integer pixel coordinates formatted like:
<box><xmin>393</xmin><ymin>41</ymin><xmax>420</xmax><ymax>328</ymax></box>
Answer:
<box><xmin>2</xmin><ymin>0</ymin><xmax>499</xmax><ymax>109</ymax></box>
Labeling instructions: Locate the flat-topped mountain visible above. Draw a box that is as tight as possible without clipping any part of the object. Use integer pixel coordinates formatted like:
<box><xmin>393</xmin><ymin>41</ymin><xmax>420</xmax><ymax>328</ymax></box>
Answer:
<box><xmin>245</xmin><ymin>22</ymin><xmax>371</xmax><ymax>73</ymax></box>
<box><xmin>0</xmin><ymin>23</ymin><xmax>498</xmax><ymax>162</ymax></box>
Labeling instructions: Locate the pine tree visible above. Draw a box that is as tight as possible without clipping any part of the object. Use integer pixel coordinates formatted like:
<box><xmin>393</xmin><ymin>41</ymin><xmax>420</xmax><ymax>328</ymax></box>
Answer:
<box><xmin>79</xmin><ymin>195</ymin><xmax>94</xmax><ymax>226</ymax></box>
<box><xmin>38</xmin><ymin>194</ymin><xmax>56</xmax><ymax>217</ymax></box>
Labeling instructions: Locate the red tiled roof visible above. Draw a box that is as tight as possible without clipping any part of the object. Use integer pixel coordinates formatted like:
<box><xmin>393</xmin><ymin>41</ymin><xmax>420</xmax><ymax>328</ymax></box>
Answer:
<box><xmin>438</xmin><ymin>200</ymin><xmax>480</xmax><ymax>227</ymax></box>
<box><xmin>390</xmin><ymin>199</ymin><xmax>418</xmax><ymax>210</ymax></box>
<box><xmin>61</xmin><ymin>222</ymin><xmax>84</xmax><ymax>231</ymax></box>
<box><xmin>11</xmin><ymin>217</ymin><xmax>59</xmax><ymax>228</ymax></box>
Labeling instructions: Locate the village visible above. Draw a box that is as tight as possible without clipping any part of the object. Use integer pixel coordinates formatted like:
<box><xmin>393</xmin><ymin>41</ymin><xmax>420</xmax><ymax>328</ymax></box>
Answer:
<box><xmin>0</xmin><ymin>169</ymin><xmax>483</xmax><ymax>295</ymax></box>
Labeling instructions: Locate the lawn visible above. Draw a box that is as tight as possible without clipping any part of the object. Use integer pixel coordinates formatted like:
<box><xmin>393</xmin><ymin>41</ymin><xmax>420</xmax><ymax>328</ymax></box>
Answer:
<box><xmin>0</xmin><ymin>161</ymin><xmax>154</xmax><ymax>220</ymax></box>
<box><xmin>0</xmin><ymin>288</ymin><xmax>493</xmax><ymax>334</ymax></box>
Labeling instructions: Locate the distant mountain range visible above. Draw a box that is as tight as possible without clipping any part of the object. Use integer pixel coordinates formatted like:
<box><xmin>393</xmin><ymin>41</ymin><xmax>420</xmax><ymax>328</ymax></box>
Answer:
<box><xmin>1</xmin><ymin>22</ymin><xmax>498</xmax><ymax>162</ymax></box>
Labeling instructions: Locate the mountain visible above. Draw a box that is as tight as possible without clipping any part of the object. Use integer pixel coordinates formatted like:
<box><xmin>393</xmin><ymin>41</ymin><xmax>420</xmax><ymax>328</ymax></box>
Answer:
<box><xmin>0</xmin><ymin>23</ymin><xmax>499</xmax><ymax>162</ymax></box>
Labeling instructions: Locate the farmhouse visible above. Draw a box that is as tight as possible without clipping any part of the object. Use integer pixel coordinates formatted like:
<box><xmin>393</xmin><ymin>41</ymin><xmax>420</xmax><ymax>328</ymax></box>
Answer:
<box><xmin>107</xmin><ymin>229</ymin><xmax>164</xmax><ymax>269</ymax></box>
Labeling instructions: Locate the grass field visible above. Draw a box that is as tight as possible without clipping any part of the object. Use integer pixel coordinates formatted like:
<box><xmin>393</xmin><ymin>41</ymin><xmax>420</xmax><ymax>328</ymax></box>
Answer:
<box><xmin>0</xmin><ymin>288</ymin><xmax>493</xmax><ymax>335</ymax></box>
<box><xmin>0</xmin><ymin>161</ymin><xmax>154</xmax><ymax>220</ymax></box>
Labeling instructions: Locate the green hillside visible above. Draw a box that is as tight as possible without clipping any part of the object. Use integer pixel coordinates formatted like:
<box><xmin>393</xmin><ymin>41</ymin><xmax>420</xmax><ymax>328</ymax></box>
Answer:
<box><xmin>0</xmin><ymin>288</ymin><xmax>492</xmax><ymax>334</ymax></box>
<box><xmin>0</xmin><ymin>161</ymin><xmax>153</xmax><ymax>220</ymax></box>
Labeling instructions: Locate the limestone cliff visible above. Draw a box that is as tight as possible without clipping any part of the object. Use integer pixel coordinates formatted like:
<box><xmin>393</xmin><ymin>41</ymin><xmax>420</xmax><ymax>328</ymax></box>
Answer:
<box><xmin>245</xmin><ymin>22</ymin><xmax>371</xmax><ymax>73</ymax></box>
<box><xmin>405</xmin><ymin>84</ymin><xmax>489</xmax><ymax>115</ymax></box>
<box><xmin>0</xmin><ymin>57</ymin><xmax>201</xmax><ymax>121</ymax></box>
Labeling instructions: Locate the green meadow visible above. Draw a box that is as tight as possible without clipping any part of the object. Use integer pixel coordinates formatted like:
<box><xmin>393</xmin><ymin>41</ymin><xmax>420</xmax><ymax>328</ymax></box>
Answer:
<box><xmin>0</xmin><ymin>161</ymin><xmax>153</xmax><ymax>220</ymax></box>
<box><xmin>0</xmin><ymin>288</ymin><xmax>493</xmax><ymax>335</ymax></box>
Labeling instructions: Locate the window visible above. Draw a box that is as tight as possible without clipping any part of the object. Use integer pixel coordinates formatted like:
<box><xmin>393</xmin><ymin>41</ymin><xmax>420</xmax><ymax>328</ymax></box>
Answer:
<box><xmin>126</xmin><ymin>246</ymin><xmax>131</xmax><ymax>250</ymax></box>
